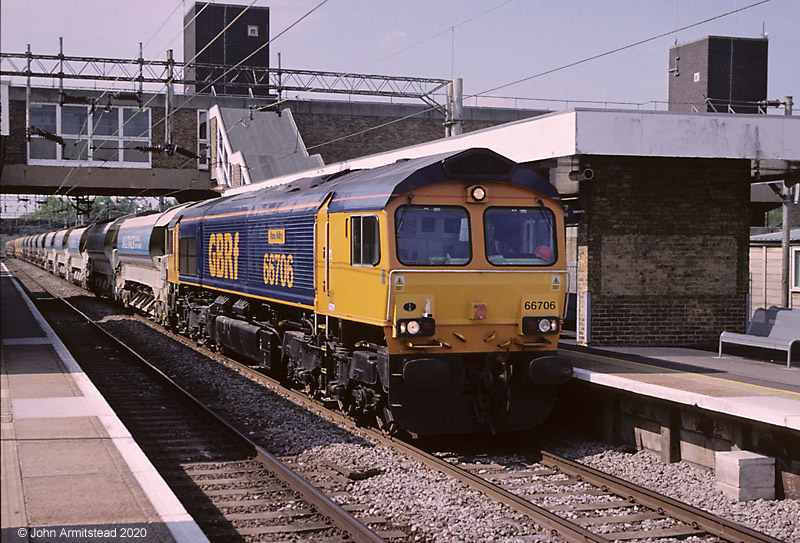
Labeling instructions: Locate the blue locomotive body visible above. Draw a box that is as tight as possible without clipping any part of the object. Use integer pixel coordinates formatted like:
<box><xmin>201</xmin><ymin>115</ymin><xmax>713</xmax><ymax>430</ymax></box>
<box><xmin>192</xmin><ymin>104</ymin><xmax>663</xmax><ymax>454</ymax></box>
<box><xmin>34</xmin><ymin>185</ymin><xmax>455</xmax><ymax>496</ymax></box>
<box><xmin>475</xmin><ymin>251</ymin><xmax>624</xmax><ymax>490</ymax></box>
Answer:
<box><xmin>174</xmin><ymin>189</ymin><xmax>324</xmax><ymax>309</ymax></box>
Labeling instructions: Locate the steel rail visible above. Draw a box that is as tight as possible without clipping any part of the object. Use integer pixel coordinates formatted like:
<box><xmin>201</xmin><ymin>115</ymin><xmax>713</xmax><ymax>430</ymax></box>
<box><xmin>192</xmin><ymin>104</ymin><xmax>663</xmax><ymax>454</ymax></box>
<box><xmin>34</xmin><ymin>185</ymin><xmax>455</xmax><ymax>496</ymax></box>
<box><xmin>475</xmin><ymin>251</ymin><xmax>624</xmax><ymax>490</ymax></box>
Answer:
<box><xmin>375</xmin><ymin>433</ymin><xmax>614</xmax><ymax>543</ymax></box>
<box><xmin>194</xmin><ymin>347</ymin><xmax>784</xmax><ymax>543</ymax></box>
<box><xmin>13</xmin><ymin>266</ymin><xmax>385</xmax><ymax>543</ymax></box>
<box><xmin>520</xmin><ymin>443</ymin><xmax>785</xmax><ymax>543</ymax></box>
<box><xmin>189</xmin><ymin>353</ymin><xmax>612</xmax><ymax>543</ymax></box>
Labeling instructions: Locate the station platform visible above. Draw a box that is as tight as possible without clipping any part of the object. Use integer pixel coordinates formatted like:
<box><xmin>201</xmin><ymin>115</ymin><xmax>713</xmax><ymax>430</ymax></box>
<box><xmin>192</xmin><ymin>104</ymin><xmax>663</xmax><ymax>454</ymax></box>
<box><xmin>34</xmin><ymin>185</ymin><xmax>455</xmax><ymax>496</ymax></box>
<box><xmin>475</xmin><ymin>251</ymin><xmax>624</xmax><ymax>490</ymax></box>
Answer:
<box><xmin>0</xmin><ymin>263</ymin><xmax>208</xmax><ymax>543</ymax></box>
<box><xmin>559</xmin><ymin>340</ymin><xmax>800</xmax><ymax>431</ymax></box>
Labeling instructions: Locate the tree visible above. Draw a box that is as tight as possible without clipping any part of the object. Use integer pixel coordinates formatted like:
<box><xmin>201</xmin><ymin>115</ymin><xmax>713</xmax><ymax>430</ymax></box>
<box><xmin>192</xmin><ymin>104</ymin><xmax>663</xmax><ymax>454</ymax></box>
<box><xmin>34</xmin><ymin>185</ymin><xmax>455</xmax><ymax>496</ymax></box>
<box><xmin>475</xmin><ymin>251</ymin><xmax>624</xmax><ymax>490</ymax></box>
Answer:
<box><xmin>18</xmin><ymin>196</ymin><xmax>179</xmax><ymax>225</ymax></box>
<box><xmin>20</xmin><ymin>196</ymin><xmax>75</xmax><ymax>225</ymax></box>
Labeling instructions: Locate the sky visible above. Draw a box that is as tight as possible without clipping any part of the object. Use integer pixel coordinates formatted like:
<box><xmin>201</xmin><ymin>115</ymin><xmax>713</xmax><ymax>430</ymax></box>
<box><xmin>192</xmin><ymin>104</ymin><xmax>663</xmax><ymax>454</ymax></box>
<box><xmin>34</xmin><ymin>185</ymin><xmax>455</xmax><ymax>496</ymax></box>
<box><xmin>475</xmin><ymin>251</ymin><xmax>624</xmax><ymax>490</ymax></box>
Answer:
<box><xmin>1</xmin><ymin>0</ymin><xmax>798</xmax><ymax>112</ymax></box>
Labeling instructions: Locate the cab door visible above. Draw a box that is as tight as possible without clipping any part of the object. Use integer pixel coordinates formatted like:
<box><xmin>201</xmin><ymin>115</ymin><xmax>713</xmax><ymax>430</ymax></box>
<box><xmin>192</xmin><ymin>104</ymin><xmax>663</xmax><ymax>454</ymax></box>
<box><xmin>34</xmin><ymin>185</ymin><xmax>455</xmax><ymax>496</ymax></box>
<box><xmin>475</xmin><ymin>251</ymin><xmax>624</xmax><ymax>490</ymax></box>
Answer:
<box><xmin>314</xmin><ymin>195</ymin><xmax>333</xmax><ymax>313</ymax></box>
<box><xmin>167</xmin><ymin>224</ymin><xmax>180</xmax><ymax>284</ymax></box>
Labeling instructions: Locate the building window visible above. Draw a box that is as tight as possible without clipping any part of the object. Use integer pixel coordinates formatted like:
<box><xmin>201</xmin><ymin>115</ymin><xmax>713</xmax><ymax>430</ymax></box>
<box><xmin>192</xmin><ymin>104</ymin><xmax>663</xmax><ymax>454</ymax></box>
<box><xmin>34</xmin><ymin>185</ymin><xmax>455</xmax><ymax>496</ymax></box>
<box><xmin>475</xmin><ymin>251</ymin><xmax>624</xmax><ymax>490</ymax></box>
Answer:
<box><xmin>197</xmin><ymin>110</ymin><xmax>209</xmax><ymax>170</ymax></box>
<box><xmin>27</xmin><ymin>104</ymin><xmax>151</xmax><ymax>167</ymax></box>
<box><xmin>247</xmin><ymin>25</ymin><xmax>259</xmax><ymax>37</ymax></box>
<box><xmin>792</xmin><ymin>247</ymin><xmax>800</xmax><ymax>292</ymax></box>
<box><xmin>351</xmin><ymin>215</ymin><xmax>380</xmax><ymax>266</ymax></box>
<box><xmin>28</xmin><ymin>104</ymin><xmax>58</xmax><ymax>159</ymax></box>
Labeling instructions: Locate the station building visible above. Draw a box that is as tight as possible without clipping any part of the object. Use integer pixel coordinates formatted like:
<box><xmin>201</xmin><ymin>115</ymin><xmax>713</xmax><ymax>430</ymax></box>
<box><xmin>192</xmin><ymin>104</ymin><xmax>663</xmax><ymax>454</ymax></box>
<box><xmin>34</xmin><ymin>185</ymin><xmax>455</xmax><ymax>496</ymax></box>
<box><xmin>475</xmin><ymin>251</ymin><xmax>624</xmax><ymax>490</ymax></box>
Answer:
<box><xmin>2</xmin><ymin>16</ymin><xmax>798</xmax><ymax>347</ymax></box>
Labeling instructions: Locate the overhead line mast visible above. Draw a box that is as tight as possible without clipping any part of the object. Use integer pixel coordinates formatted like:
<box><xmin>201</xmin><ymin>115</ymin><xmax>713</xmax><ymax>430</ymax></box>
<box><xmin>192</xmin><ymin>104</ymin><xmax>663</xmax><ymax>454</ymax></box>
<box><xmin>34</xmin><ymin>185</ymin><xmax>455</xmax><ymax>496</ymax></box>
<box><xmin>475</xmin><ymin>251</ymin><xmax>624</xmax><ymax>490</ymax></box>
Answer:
<box><xmin>1</xmin><ymin>50</ymin><xmax>452</xmax><ymax>108</ymax></box>
<box><xmin>2</xmin><ymin>48</ymin><xmax>461</xmax><ymax>137</ymax></box>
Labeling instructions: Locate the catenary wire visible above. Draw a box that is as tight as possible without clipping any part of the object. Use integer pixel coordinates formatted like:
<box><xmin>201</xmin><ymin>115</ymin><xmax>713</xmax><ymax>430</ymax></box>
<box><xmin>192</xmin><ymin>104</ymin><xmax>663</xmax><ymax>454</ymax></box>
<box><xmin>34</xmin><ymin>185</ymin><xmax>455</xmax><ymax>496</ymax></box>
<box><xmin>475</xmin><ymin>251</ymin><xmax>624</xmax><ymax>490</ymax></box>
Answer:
<box><xmin>91</xmin><ymin>2</ymin><xmax>333</xmax><ymax>204</ymax></box>
<box><xmin>238</xmin><ymin>0</ymin><xmax>772</xmax><ymax>179</ymax></box>
<box><xmin>55</xmin><ymin>2</ymin><xmax>212</xmax><ymax>196</ymax></box>
<box><xmin>476</xmin><ymin>0</ymin><xmax>771</xmax><ymax>97</ymax></box>
<box><xmin>154</xmin><ymin>0</ymin><xmax>777</xmax><ymax>203</ymax></box>
<box><xmin>57</xmin><ymin>2</ymin><xmax>251</xmax><ymax>198</ymax></box>
<box><xmin>51</xmin><ymin>0</ymin><xmax>770</xmax><ymax>206</ymax></box>
<box><xmin>219</xmin><ymin>0</ymin><xmax>512</xmax><ymax>147</ymax></box>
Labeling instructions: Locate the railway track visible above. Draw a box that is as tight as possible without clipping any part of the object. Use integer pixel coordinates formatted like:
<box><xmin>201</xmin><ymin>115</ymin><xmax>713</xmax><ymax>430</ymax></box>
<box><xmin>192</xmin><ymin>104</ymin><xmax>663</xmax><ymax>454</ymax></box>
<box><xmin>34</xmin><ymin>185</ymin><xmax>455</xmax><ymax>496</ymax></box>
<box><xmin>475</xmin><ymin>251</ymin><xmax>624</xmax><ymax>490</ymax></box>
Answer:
<box><xmin>8</xmin><ymin>259</ymin><xmax>786</xmax><ymax>543</ymax></box>
<box><xmin>9</xmin><ymin>262</ymin><xmax>396</xmax><ymax>543</ymax></box>
<box><xmin>170</xmin><ymin>332</ymin><xmax>784</xmax><ymax>543</ymax></box>
<box><xmin>424</xmin><ymin>442</ymin><xmax>785</xmax><ymax>543</ymax></box>
<box><xmin>195</xmin><ymin>339</ymin><xmax>785</xmax><ymax>543</ymax></box>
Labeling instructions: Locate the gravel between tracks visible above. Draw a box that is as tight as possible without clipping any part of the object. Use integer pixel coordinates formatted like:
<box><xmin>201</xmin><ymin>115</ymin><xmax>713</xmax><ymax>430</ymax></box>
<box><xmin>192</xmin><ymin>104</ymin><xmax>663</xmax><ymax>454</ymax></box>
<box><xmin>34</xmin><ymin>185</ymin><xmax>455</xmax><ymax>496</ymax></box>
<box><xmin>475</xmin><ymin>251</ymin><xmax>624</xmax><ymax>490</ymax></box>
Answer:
<box><xmin>18</xmin><ymin>261</ymin><xmax>799</xmax><ymax>543</ymax></box>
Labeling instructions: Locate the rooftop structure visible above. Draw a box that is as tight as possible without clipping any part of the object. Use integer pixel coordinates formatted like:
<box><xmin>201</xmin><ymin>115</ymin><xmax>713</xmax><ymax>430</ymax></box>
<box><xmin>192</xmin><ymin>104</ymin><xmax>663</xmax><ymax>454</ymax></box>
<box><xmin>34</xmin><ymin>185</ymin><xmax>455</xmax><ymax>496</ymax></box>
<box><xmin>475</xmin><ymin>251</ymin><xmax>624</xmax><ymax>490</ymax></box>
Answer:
<box><xmin>184</xmin><ymin>2</ymin><xmax>271</xmax><ymax>96</ymax></box>
<box><xmin>668</xmin><ymin>35</ymin><xmax>769</xmax><ymax>114</ymax></box>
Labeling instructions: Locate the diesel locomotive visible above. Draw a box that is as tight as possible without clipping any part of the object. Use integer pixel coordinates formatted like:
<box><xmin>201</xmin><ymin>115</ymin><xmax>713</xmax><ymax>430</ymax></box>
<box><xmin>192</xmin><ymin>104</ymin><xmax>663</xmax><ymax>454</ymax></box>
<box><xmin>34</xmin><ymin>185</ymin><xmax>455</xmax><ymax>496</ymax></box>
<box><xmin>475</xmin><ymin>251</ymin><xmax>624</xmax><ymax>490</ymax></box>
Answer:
<box><xmin>8</xmin><ymin>148</ymin><xmax>572</xmax><ymax>435</ymax></box>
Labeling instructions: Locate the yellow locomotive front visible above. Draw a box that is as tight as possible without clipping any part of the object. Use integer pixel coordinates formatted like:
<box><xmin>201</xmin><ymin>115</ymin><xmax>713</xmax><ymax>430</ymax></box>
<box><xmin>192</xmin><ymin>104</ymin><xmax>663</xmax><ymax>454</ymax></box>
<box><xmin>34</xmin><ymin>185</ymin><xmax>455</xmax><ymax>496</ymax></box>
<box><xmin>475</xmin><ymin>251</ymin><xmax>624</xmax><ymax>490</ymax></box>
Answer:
<box><xmin>316</xmin><ymin>150</ymin><xmax>571</xmax><ymax>435</ymax></box>
<box><xmin>384</xmin><ymin>180</ymin><xmax>570</xmax><ymax>434</ymax></box>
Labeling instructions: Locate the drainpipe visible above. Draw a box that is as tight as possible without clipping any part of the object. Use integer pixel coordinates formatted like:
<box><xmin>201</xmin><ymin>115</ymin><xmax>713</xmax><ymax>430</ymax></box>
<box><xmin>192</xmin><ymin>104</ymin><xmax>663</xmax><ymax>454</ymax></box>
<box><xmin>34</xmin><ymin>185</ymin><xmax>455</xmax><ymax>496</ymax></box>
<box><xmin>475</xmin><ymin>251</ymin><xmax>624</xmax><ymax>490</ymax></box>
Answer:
<box><xmin>781</xmin><ymin>182</ymin><xmax>792</xmax><ymax>307</ymax></box>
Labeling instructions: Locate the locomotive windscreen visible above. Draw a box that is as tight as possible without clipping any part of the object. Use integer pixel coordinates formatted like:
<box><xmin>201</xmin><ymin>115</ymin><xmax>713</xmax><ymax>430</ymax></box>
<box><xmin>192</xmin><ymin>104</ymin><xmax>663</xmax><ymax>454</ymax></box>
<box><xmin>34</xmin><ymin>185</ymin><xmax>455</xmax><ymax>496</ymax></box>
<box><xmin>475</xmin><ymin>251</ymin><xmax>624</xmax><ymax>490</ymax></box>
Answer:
<box><xmin>484</xmin><ymin>207</ymin><xmax>556</xmax><ymax>266</ymax></box>
<box><xmin>395</xmin><ymin>205</ymin><xmax>471</xmax><ymax>266</ymax></box>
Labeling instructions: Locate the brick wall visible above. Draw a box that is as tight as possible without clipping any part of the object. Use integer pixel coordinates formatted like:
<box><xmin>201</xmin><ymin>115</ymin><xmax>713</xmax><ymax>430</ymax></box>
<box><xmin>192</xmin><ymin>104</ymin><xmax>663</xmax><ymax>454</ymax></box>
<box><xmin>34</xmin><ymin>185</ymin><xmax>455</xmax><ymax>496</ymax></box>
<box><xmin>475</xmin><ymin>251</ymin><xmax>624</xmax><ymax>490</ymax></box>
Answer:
<box><xmin>578</xmin><ymin>157</ymin><xmax>751</xmax><ymax>345</ymax></box>
<box><xmin>291</xmin><ymin>113</ymin><xmax>440</xmax><ymax>165</ymax></box>
<box><xmin>6</xmin><ymin>100</ymin><xmax>28</xmax><ymax>164</ymax></box>
<box><xmin>669</xmin><ymin>36</ymin><xmax>768</xmax><ymax>113</ymax></box>
<box><xmin>668</xmin><ymin>39</ymin><xmax>710</xmax><ymax>112</ymax></box>
<box><xmin>153</xmin><ymin>108</ymin><xmax>197</xmax><ymax>169</ymax></box>
<box><xmin>6</xmin><ymin>99</ymin><xmax>199</xmax><ymax>169</ymax></box>
<box><xmin>285</xmin><ymin>100</ymin><xmax>545</xmax><ymax>165</ymax></box>
<box><xmin>291</xmin><ymin>112</ymin><xmax>512</xmax><ymax>165</ymax></box>
<box><xmin>209</xmin><ymin>116</ymin><xmax>217</xmax><ymax>178</ymax></box>
<box><xmin>232</xmin><ymin>164</ymin><xmax>242</xmax><ymax>187</ymax></box>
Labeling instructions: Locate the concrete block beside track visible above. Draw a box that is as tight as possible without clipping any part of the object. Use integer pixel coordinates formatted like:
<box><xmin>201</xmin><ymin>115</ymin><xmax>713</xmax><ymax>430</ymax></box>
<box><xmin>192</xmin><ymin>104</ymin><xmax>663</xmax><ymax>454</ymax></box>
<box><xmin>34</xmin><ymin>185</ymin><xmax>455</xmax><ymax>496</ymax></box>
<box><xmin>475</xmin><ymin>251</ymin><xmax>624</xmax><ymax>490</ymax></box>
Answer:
<box><xmin>715</xmin><ymin>450</ymin><xmax>775</xmax><ymax>501</ymax></box>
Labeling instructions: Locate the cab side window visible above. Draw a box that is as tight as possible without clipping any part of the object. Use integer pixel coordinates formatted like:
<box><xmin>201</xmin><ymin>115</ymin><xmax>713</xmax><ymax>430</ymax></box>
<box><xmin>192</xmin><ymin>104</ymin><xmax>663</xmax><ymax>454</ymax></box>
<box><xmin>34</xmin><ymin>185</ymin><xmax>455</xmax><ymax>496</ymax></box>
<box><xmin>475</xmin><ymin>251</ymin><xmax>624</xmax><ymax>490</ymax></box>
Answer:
<box><xmin>179</xmin><ymin>236</ymin><xmax>197</xmax><ymax>275</ymax></box>
<box><xmin>351</xmin><ymin>215</ymin><xmax>380</xmax><ymax>266</ymax></box>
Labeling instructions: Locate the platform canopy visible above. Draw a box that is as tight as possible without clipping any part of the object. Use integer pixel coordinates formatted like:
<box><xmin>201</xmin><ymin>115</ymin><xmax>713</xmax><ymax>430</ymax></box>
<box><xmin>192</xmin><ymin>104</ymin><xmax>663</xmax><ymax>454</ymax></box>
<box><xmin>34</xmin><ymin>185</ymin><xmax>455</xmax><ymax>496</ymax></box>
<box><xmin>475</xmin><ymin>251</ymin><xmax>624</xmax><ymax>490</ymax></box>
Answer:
<box><xmin>229</xmin><ymin>108</ymin><xmax>800</xmax><ymax>196</ymax></box>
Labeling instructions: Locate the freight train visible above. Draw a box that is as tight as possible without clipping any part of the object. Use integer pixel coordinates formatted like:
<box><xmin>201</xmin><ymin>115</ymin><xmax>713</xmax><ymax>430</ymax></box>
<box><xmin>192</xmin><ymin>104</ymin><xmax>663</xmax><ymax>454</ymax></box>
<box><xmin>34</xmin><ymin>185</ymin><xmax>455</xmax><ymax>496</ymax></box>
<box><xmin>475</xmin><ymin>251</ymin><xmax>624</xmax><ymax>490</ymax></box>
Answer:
<box><xmin>7</xmin><ymin>148</ymin><xmax>572</xmax><ymax>435</ymax></box>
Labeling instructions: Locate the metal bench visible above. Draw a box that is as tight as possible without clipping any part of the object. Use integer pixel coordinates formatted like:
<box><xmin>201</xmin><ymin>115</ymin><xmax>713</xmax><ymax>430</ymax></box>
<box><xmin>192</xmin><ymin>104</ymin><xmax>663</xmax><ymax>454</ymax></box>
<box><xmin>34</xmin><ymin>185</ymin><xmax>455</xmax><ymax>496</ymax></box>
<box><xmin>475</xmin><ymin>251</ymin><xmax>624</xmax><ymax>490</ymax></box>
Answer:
<box><xmin>718</xmin><ymin>307</ymin><xmax>800</xmax><ymax>368</ymax></box>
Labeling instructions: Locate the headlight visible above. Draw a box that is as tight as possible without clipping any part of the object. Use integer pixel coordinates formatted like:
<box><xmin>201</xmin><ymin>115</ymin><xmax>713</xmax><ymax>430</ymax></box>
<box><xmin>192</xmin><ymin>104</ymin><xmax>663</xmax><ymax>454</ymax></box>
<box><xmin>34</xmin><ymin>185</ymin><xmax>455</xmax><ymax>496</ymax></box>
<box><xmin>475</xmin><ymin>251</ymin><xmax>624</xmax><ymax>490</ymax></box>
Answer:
<box><xmin>522</xmin><ymin>317</ymin><xmax>560</xmax><ymax>335</ymax></box>
<box><xmin>466</xmin><ymin>185</ymin><xmax>487</xmax><ymax>203</ymax></box>
<box><xmin>397</xmin><ymin>318</ymin><xmax>436</xmax><ymax>337</ymax></box>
